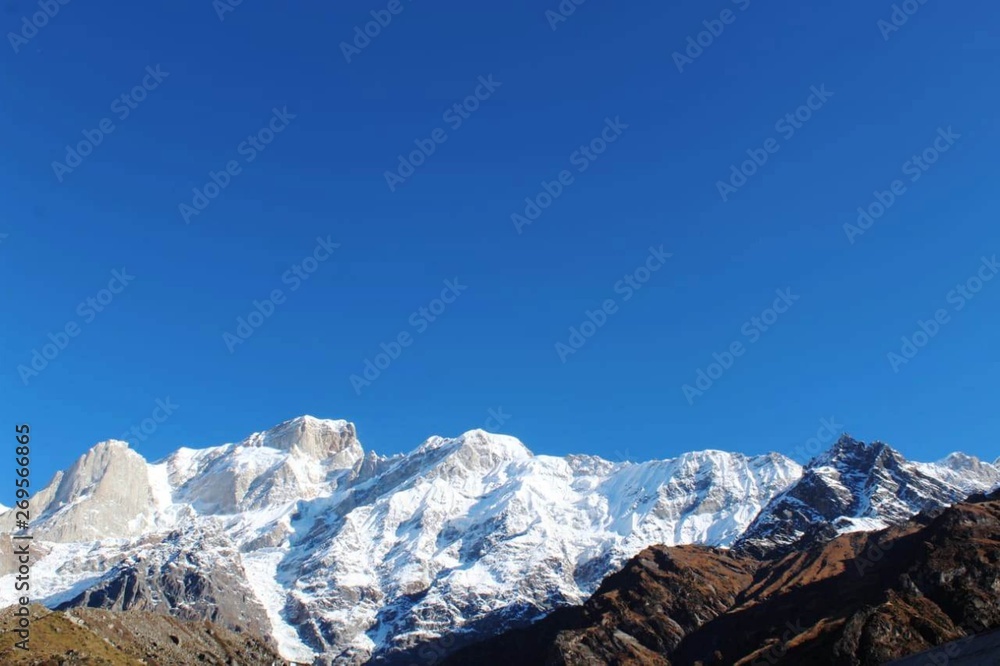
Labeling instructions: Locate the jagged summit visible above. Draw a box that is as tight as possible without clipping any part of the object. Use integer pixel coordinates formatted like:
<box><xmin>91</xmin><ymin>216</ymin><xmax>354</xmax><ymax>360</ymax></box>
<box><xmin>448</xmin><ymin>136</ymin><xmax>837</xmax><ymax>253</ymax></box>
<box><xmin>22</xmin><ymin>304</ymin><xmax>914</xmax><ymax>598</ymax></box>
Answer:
<box><xmin>92</xmin><ymin>437</ymin><xmax>132</xmax><ymax>449</ymax></box>
<box><xmin>808</xmin><ymin>434</ymin><xmax>896</xmax><ymax>468</ymax></box>
<box><xmin>438</xmin><ymin>428</ymin><xmax>531</xmax><ymax>457</ymax></box>
<box><xmin>3</xmin><ymin>437</ymin><xmax>158</xmax><ymax>542</ymax></box>
<box><xmin>935</xmin><ymin>450</ymin><xmax>995</xmax><ymax>473</ymax></box>
<box><xmin>416</xmin><ymin>428</ymin><xmax>528</xmax><ymax>450</ymax></box>
<box><xmin>734</xmin><ymin>434</ymin><xmax>990</xmax><ymax>558</ymax></box>
<box><xmin>250</xmin><ymin>414</ymin><xmax>360</xmax><ymax>459</ymax></box>
<box><xmin>1</xmin><ymin>422</ymin><xmax>995</xmax><ymax>664</ymax></box>
<box><xmin>919</xmin><ymin>449</ymin><xmax>1000</xmax><ymax>494</ymax></box>
<box><xmin>52</xmin><ymin>438</ymin><xmax>145</xmax><ymax>500</ymax></box>
<box><xmin>446</xmin><ymin>491</ymin><xmax>1000</xmax><ymax>666</ymax></box>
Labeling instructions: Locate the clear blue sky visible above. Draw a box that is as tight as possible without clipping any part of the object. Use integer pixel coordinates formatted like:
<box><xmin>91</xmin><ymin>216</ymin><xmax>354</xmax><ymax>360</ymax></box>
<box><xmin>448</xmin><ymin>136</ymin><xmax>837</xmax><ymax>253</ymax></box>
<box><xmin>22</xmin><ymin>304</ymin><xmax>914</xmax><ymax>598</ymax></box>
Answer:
<box><xmin>3</xmin><ymin>0</ymin><xmax>998</xmax><ymax>493</ymax></box>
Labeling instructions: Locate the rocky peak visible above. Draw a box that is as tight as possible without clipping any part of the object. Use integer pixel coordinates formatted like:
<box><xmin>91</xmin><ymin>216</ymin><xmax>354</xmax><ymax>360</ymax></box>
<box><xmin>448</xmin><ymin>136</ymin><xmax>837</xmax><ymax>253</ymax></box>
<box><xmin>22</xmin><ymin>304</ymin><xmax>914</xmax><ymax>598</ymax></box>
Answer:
<box><xmin>255</xmin><ymin>415</ymin><xmax>361</xmax><ymax>462</ymax></box>
<box><xmin>414</xmin><ymin>430</ymin><xmax>531</xmax><ymax>470</ymax></box>
<box><xmin>809</xmin><ymin>435</ymin><xmax>898</xmax><ymax>470</ymax></box>
<box><xmin>24</xmin><ymin>440</ymin><xmax>157</xmax><ymax>542</ymax></box>
<box><xmin>456</xmin><ymin>429</ymin><xmax>531</xmax><ymax>457</ymax></box>
<box><xmin>8</xmin><ymin>422</ymin><xmax>998</xmax><ymax>664</ymax></box>
<box><xmin>167</xmin><ymin>417</ymin><xmax>365</xmax><ymax>514</ymax></box>
<box><xmin>918</xmin><ymin>451</ymin><xmax>1000</xmax><ymax>495</ymax></box>
<box><xmin>447</xmin><ymin>491</ymin><xmax>1000</xmax><ymax>666</ymax></box>
<box><xmin>938</xmin><ymin>451</ymin><xmax>991</xmax><ymax>472</ymax></box>
<box><xmin>735</xmin><ymin>435</ymin><xmax>978</xmax><ymax>558</ymax></box>
<box><xmin>434</xmin><ymin>430</ymin><xmax>532</xmax><ymax>481</ymax></box>
<box><xmin>51</xmin><ymin>440</ymin><xmax>145</xmax><ymax>506</ymax></box>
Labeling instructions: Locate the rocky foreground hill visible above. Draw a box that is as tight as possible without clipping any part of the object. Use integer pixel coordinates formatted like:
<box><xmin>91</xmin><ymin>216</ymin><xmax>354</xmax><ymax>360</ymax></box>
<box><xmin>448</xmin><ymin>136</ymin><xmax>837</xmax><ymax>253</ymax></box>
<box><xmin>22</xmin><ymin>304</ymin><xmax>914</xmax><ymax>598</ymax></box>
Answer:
<box><xmin>0</xmin><ymin>605</ymin><xmax>285</xmax><ymax>665</ymax></box>
<box><xmin>0</xmin><ymin>416</ymin><xmax>996</xmax><ymax>663</ymax></box>
<box><xmin>444</xmin><ymin>488</ymin><xmax>1000</xmax><ymax>665</ymax></box>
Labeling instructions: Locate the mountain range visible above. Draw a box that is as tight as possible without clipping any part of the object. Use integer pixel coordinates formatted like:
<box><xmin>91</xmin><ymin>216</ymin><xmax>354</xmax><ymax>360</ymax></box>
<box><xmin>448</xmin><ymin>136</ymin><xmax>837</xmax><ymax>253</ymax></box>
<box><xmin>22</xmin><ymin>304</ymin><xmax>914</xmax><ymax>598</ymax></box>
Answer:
<box><xmin>445</xmin><ymin>487</ymin><xmax>1000</xmax><ymax>665</ymax></box>
<box><xmin>1</xmin><ymin>416</ymin><xmax>997</xmax><ymax>664</ymax></box>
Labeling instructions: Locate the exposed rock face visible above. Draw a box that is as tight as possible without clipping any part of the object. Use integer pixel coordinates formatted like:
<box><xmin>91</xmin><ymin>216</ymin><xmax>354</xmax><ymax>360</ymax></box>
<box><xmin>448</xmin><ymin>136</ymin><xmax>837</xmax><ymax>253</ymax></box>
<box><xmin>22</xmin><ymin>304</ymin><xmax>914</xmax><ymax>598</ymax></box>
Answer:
<box><xmin>0</xmin><ymin>441</ymin><xmax>157</xmax><ymax>542</ymax></box>
<box><xmin>445</xmin><ymin>489</ymin><xmax>1000</xmax><ymax>666</ymax></box>
<box><xmin>0</xmin><ymin>604</ymin><xmax>286</xmax><ymax>665</ymax></box>
<box><xmin>733</xmin><ymin>435</ymin><xmax>985</xmax><ymax>558</ymax></box>
<box><xmin>0</xmin><ymin>420</ymin><xmax>995</xmax><ymax>664</ymax></box>
<box><xmin>260</xmin><ymin>417</ymin><xmax>360</xmax><ymax>463</ymax></box>
<box><xmin>282</xmin><ymin>438</ymin><xmax>802</xmax><ymax>663</ymax></box>
<box><xmin>169</xmin><ymin>417</ymin><xmax>364</xmax><ymax>514</ymax></box>
<box><xmin>56</xmin><ymin>526</ymin><xmax>274</xmax><ymax>641</ymax></box>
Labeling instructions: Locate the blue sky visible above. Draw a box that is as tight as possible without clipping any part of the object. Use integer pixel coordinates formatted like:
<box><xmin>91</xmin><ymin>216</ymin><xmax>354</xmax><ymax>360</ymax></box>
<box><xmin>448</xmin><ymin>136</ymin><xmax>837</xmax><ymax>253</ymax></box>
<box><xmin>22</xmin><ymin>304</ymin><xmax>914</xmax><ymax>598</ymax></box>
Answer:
<box><xmin>2</xmin><ymin>0</ymin><xmax>999</xmax><ymax>492</ymax></box>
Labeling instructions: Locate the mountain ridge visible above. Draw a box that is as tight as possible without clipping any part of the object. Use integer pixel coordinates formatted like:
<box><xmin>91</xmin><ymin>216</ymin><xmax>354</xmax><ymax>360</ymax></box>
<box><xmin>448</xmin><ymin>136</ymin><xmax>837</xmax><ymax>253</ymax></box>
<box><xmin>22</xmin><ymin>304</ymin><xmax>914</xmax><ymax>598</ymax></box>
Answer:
<box><xmin>444</xmin><ymin>488</ymin><xmax>1000</xmax><ymax>665</ymax></box>
<box><xmin>1</xmin><ymin>416</ymin><xmax>996</xmax><ymax>664</ymax></box>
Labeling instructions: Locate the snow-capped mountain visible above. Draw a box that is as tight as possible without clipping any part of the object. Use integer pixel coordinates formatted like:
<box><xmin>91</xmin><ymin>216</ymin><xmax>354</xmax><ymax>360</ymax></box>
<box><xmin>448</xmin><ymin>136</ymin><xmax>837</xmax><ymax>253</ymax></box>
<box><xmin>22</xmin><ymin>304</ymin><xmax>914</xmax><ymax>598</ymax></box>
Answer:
<box><xmin>0</xmin><ymin>420</ymin><xmax>995</xmax><ymax>664</ymax></box>
<box><xmin>916</xmin><ymin>451</ymin><xmax>1000</xmax><ymax>496</ymax></box>
<box><xmin>734</xmin><ymin>435</ymin><xmax>1000</xmax><ymax>557</ymax></box>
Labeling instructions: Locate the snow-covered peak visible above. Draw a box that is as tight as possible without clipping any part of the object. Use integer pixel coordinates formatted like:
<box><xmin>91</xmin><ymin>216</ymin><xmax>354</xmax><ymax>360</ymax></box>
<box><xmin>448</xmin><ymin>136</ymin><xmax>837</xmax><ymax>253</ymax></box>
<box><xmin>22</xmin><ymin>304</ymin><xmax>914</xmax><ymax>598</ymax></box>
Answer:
<box><xmin>404</xmin><ymin>430</ymin><xmax>533</xmax><ymax>495</ymax></box>
<box><xmin>452</xmin><ymin>429</ymin><xmax>532</xmax><ymax>458</ymax></box>
<box><xmin>736</xmin><ymin>435</ymin><xmax>995</xmax><ymax>558</ymax></box>
<box><xmin>94</xmin><ymin>438</ymin><xmax>131</xmax><ymax>450</ymax></box>
<box><xmin>413</xmin><ymin>430</ymin><xmax>532</xmax><ymax>466</ymax></box>
<box><xmin>917</xmin><ymin>452</ymin><xmax>1000</xmax><ymax>495</ymax></box>
<box><xmin>9</xmin><ymin>438</ymin><xmax>159</xmax><ymax>542</ymax></box>
<box><xmin>809</xmin><ymin>435</ymin><xmax>898</xmax><ymax>469</ymax></box>
<box><xmin>52</xmin><ymin>439</ymin><xmax>146</xmax><ymax>506</ymax></box>
<box><xmin>937</xmin><ymin>451</ymin><xmax>985</xmax><ymax>471</ymax></box>
<box><xmin>163</xmin><ymin>417</ymin><xmax>365</xmax><ymax>515</ymax></box>
<box><xmin>6</xmin><ymin>420</ymin><xmax>995</xmax><ymax>664</ymax></box>
<box><xmin>252</xmin><ymin>415</ymin><xmax>360</xmax><ymax>461</ymax></box>
<box><xmin>416</xmin><ymin>428</ymin><xmax>527</xmax><ymax>449</ymax></box>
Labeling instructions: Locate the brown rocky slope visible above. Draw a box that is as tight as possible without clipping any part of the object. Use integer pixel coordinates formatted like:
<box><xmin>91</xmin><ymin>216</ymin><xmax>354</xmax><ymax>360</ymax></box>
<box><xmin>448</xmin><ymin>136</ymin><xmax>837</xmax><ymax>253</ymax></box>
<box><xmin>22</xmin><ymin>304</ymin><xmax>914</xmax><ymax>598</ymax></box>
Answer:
<box><xmin>0</xmin><ymin>604</ymin><xmax>289</xmax><ymax>665</ymax></box>
<box><xmin>444</xmin><ymin>489</ymin><xmax>1000</xmax><ymax>665</ymax></box>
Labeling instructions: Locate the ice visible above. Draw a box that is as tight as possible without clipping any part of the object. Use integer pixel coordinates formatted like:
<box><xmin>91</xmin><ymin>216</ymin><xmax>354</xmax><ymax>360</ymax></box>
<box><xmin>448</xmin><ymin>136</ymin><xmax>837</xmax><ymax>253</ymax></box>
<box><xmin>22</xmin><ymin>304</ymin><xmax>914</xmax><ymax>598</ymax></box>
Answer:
<box><xmin>241</xmin><ymin>548</ymin><xmax>316</xmax><ymax>664</ymax></box>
